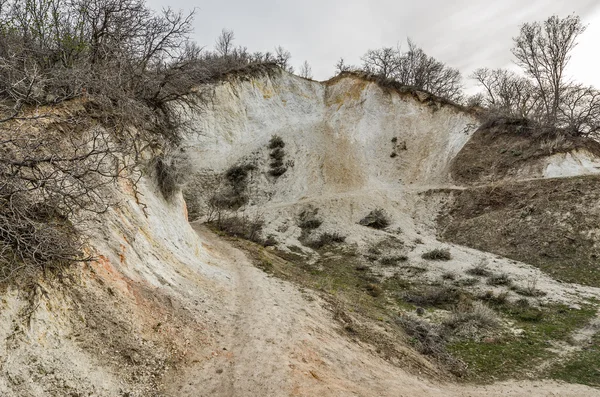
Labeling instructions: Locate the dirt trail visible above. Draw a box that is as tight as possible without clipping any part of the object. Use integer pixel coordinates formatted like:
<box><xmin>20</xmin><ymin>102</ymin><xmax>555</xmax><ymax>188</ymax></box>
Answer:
<box><xmin>164</xmin><ymin>225</ymin><xmax>600</xmax><ymax>397</ymax></box>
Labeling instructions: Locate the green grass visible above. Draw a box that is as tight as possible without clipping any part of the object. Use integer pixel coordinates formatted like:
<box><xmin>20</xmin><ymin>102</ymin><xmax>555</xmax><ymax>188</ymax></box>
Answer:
<box><xmin>449</xmin><ymin>303</ymin><xmax>597</xmax><ymax>382</ymax></box>
<box><xmin>549</xmin><ymin>334</ymin><xmax>600</xmax><ymax>387</ymax></box>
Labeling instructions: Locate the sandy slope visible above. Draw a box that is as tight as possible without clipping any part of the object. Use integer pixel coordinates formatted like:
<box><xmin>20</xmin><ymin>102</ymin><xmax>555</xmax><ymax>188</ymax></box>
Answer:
<box><xmin>163</xmin><ymin>225</ymin><xmax>600</xmax><ymax>397</ymax></box>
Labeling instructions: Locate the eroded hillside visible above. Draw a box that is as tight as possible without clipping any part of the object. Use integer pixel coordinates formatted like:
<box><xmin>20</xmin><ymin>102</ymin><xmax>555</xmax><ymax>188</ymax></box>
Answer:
<box><xmin>2</xmin><ymin>68</ymin><xmax>600</xmax><ymax>396</ymax></box>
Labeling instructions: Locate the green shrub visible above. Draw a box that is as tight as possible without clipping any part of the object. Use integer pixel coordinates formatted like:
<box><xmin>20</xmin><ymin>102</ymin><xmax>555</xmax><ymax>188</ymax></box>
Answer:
<box><xmin>269</xmin><ymin>166</ymin><xmax>287</xmax><ymax>177</ymax></box>
<box><xmin>359</xmin><ymin>208</ymin><xmax>391</xmax><ymax>229</ymax></box>
<box><xmin>270</xmin><ymin>147</ymin><xmax>285</xmax><ymax>160</ymax></box>
<box><xmin>268</xmin><ymin>135</ymin><xmax>285</xmax><ymax>149</ymax></box>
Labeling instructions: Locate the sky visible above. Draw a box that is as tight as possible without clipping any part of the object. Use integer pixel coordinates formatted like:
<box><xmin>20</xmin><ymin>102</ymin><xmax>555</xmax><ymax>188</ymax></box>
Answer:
<box><xmin>148</xmin><ymin>0</ymin><xmax>600</xmax><ymax>91</ymax></box>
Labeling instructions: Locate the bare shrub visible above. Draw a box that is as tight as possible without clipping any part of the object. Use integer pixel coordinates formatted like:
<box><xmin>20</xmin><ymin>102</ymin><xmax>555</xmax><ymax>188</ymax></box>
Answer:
<box><xmin>403</xmin><ymin>286</ymin><xmax>461</xmax><ymax>308</ymax></box>
<box><xmin>305</xmin><ymin>232</ymin><xmax>346</xmax><ymax>249</ymax></box>
<box><xmin>441</xmin><ymin>271</ymin><xmax>457</xmax><ymax>280</ymax></box>
<box><xmin>270</xmin><ymin>148</ymin><xmax>285</xmax><ymax>161</ymax></box>
<box><xmin>487</xmin><ymin>273</ymin><xmax>512</xmax><ymax>286</ymax></box>
<box><xmin>465</xmin><ymin>260</ymin><xmax>492</xmax><ymax>277</ymax></box>
<box><xmin>297</xmin><ymin>208</ymin><xmax>322</xmax><ymax>230</ymax></box>
<box><xmin>454</xmin><ymin>277</ymin><xmax>479</xmax><ymax>287</ymax></box>
<box><xmin>0</xmin><ymin>119</ymin><xmax>128</xmax><ymax>283</ymax></box>
<box><xmin>478</xmin><ymin>290</ymin><xmax>509</xmax><ymax>305</ymax></box>
<box><xmin>268</xmin><ymin>166</ymin><xmax>287</xmax><ymax>177</ymax></box>
<box><xmin>267</xmin><ymin>139</ymin><xmax>287</xmax><ymax>178</ymax></box>
<box><xmin>151</xmin><ymin>149</ymin><xmax>192</xmax><ymax>200</ymax></box>
<box><xmin>379</xmin><ymin>255</ymin><xmax>408</xmax><ymax>266</ymax></box>
<box><xmin>421</xmin><ymin>248</ymin><xmax>452</xmax><ymax>261</ymax></box>
<box><xmin>213</xmin><ymin>213</ymin><xmax>265</xmax><ymax>244</ymax></box>
<box><xmin>359</xmin><ymin>208</ymin><xmax>391</xmax><ymax>229</ymax></box>
<box><xmin>395</xmin><ymin>314</ymin><xmax>466</xmax><ymax>374</ymax></box>
<box><xmin>443</xmin><ymin>302</ymin><xmax>500</xmax><ymax>339</ymax></box>
<box><xmin>511</xmin><ymin>276</ymin><xmax>547</xmax><ymax>297</ymax></box>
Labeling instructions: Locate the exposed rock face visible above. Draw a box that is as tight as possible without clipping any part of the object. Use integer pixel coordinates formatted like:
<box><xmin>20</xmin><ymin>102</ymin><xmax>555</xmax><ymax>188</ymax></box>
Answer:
<box><xmin>184</xmin><ymin>71</ymin><xmax>478</xmax><ymax>206</ymax></box>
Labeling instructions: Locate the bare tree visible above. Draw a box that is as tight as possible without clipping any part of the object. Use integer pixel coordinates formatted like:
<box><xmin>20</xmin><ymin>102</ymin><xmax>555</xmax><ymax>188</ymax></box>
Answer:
<box><xmin>274</xmin><ymin>46</ymin><xmax>293</xmax><ymax>73</ymax></box>
<box><xmin>0</xmin><ymin>0</ymin><xmax>205</xmax><ymax>283</ymax></box>
<box><xmin>0</xmin><ymin>113</ymin><xmax>133</xmax><ymax>283</ymax></box>
<box><xmin>559</xmin><ymin>84</ymin><xmax>600</xmax><ymax>136</ymax></box>
<box><xmin>299</xmin><ymin>61</ymin><xmax>312</xmax><ymax>79</ymax></box>
<box><xmin>471</xmin><ymin>68</ymin><xmax>539</xmax><ymax>118</ymax></box>
<box><xmin>215</xmin><ymin>29</ymin><xmax>235</xmax><ymax>57</ymax></box>
<box><xmin>360</xmin><ymin>40</ymin><xmax>463</xmax><ymax>101</ymax></box>
<box><xmin>512</xmin><ymin>14</ymin><xmax>586</xmax><ymax>124</ymax></box>
<box><xmin>361</xmin><ymin>47</ymin><xmax>400</xmax><ymax>78</ymax></box>
<box><xmin>334</xmin><ymin>58</ymin><xmax>349</xmax><ymax>74</ymax></box>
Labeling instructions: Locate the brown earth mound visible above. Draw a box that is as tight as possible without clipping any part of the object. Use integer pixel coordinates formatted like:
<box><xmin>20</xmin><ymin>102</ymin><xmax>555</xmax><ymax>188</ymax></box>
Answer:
<box><xmin>437</xmin><ymin>175</ymin><xmax>600</xmax><ymax>287</ymax></box>
<box><xmin>450</xmin><ymin>118</ymin><xmax>600</xmax><ymax>184</ymax></box>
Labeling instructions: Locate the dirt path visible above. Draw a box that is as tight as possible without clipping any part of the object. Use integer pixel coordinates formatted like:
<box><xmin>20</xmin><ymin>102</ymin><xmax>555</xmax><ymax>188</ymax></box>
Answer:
<box><xmin>161</xmin><ymin>225</ymin><xmax>600</xmax><ymax>397</ymax></box>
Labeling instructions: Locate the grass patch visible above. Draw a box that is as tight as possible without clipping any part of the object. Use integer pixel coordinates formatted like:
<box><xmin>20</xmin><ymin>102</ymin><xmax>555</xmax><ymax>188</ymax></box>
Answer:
<box><xmin>549</xmin><ymin>334</ymin><xmax>600</xmax><ymax>387</ymax></box>
<box><xmin>449</xmin><ymin>303</ymin><xmax>597</xmax><ymax>382</ymax></box>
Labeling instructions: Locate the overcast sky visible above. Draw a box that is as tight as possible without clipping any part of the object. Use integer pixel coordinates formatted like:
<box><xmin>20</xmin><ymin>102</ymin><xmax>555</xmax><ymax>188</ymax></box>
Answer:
<box><xmin>148</xmin><ymin>0</ymin><xmax>600</xmax><ymax>91</ymax></box>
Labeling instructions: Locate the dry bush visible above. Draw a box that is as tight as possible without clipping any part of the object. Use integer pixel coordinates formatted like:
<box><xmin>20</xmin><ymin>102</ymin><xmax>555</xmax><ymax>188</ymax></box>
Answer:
<box><xmin>267</xmin><ymin>139</ymin><xmax>288</xmax><ymax>177</ymax></box>
<box><xmin>466</xmin><ymin>260</ymin><xmax>492</xmax><ymax>277</ymax></box>
<box><xmin>421</xmin><ymin>248</ymin><xmax>452</xmax><ymax>261</ymax></box>
<box><xmin>478</xmin><ymin>290</ymin><xmax>509</xmax><ymax>305</ymax></box>
<box><xmin>268</xmin><ymin>166</ymin><xmax>287</xmax><ymax>177</ymax></box>
<box><xmin>379</xmin><ymin>255</ymin><xmax>408</xmax><ymax>266</ymax></box>
<box><xmin>441</xmin><ymin>271</ymin><xmax>457</xmax><ymax>280</ymax></box>
<box><xmin>487</xmin><ymin>273</ymin><xmax>512</xmax><ymax>286</ymax></box>
<box><xmin>270</xmin><ymin>148</ymin><xmax>285</xmax><ymax>161</ymax></box>
<box><xmin>305</xmin><ymin>232</ymin><xmax>346</xmax><ymax>249</ymax></box>
<box><xmin>151</xmin><ymin>149</ymin><xmax>192</xmax><ymax>200</ymax></box>
<box><xmin>297</xmin><ymin>208</ymin><xmax>322</xmax><ymax>230</ymax></box>
<box><xmin>0</xmin><ymin>119</ymin><xmax>129</xmax><ymax>283</ymax></box>
<box><xmin>359</xmin><ymin>208</ymin><xmax>391</xmax><ymax>229</ymax></box>
<box><xmin>403</xmin><ymin>286</ymin><xmax>461</xmax><ymax>308</ymax></box>
<box><xmin>443</xmin><ymin>302</ymin><xmax>500</xmax><ymax>339</ymax></box>
<box><xmin>395</xmin><ymin>314</ymin><xmax>466</xmax><ymax>374</ymax></box>
<box><xmin>212</xmin><ymin>213</ymin><xmax>265</xmax><ymax>244</ymax></box>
